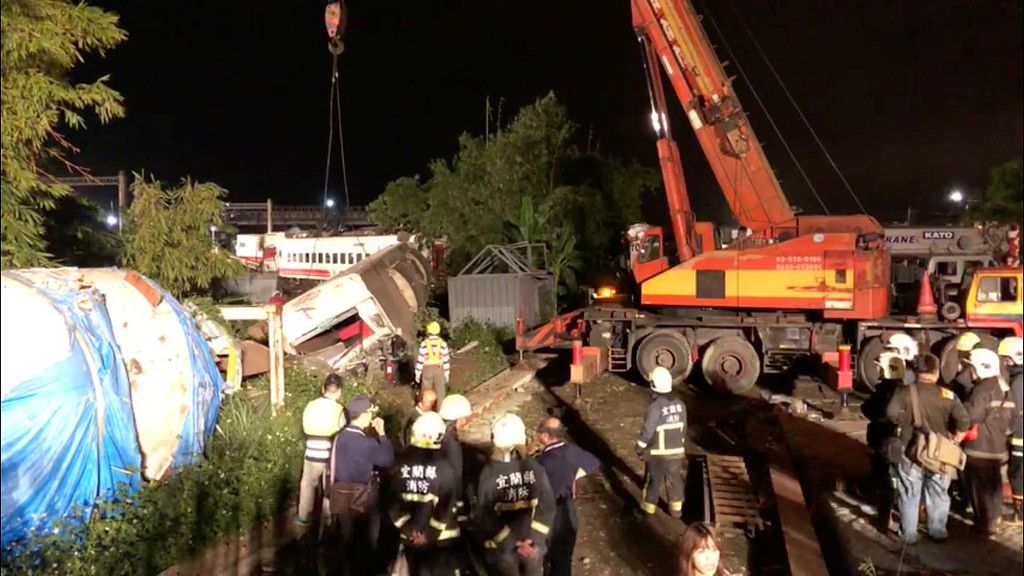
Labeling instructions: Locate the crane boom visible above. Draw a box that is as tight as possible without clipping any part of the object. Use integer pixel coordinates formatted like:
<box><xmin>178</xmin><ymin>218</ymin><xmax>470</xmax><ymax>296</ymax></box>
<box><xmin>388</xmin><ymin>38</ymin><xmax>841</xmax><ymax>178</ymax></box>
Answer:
<box><xmin>631</xmin><ymin>0</ymin><xmax>796</xmax><ymax>233</ymax></box>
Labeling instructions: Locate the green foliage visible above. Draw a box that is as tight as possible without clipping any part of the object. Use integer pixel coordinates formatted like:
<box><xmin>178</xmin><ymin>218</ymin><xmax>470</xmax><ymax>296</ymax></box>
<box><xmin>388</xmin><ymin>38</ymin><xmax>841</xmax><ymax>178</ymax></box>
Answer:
<box><xmin>451</xmin><ymin>319</ymin><xmax>514</xmax><ymax>386</ymax></box>
<box><xmin>970</xmin><ymin>159</ymin><xmax>1023</xmax><ymax>225</ymax></box>
<box><xmin>120</xmin><ymin>175</ymin><xmax>243</xmax><ymax>299</ymax></box>
<box><xmin>1</xmin><ymin>0</ymin><xmax>126</xmax><ymax>268</ymax></box>
<box><xmin>368</xmin><ymin>92</ymin><xmax>658</xmax><ymax>302</ymax></box>
<box><xmin>0</xmin><ymin>367</ymin><xmax>377</xmax><ymax>575</ymax></box>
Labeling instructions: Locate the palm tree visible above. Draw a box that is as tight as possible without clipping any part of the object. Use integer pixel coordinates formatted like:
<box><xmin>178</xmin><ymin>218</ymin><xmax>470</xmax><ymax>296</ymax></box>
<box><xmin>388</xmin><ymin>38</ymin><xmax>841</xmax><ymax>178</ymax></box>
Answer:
<box><xmin>545</xmin><ymin>227</ymin><xmax>583</xmax><ymax>310</ymax></box>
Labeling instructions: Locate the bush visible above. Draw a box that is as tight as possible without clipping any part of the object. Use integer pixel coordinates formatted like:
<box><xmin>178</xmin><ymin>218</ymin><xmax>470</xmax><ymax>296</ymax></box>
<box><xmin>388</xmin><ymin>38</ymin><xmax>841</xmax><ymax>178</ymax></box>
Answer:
<box><xmin>0</xmin><ymin>367</ymin><xmax>380</xmax><ymax>575</ymax></box>
<box><xmin>451</xmin><ymin>319</ymin><xmax>514</xmax><ymax>386</ymax></box>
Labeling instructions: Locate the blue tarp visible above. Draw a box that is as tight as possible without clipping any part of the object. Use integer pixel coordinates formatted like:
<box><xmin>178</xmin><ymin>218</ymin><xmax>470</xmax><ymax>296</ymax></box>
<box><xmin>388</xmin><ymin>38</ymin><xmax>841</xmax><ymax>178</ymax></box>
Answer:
<box><xmin>161</xmin><ymin>288</ymin><xmax>224</xmax><ymax>468</ymax></box>
<box><xmin>0</xmin><ymin>269</ymin><xmax>223</xmax><ymax>551</ymax></box>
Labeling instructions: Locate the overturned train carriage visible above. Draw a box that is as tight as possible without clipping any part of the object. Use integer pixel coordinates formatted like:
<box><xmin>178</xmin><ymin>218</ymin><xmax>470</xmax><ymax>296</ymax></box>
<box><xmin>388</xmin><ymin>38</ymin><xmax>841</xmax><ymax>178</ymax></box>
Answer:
<box><xmin>282</xmin><ymin>243</ymin><xmax>432</xmax><ymax>371</ymax></box>
<box><xmin>0</xmin><ymin>268</ymin><xmax>223</xmax><ymax>548</ymax></box>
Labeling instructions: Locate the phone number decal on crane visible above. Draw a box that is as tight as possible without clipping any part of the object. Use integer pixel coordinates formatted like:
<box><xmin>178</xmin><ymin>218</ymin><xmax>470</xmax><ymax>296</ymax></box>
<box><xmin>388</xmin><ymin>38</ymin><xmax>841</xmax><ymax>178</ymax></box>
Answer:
<box><xmin>774</xmin><ymin>255</ymin><xmax>822</xmax><ymax>271</ymax></box>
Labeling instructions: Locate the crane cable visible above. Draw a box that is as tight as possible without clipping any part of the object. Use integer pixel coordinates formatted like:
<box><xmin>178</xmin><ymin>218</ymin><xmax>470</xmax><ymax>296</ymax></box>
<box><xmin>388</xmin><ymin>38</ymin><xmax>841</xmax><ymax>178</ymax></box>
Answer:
<box><xmin>322</xmin><ymin>39</ymin><xmax>351</xmax><ymax>222</ymax></box>
<box><xmin>697</xmin><ymin>0</ymin><xmax>830</xmax><ymax>215</ymax></box>
<box><xmin>726</xmin><ymin>1</ymin><xmax>868</xmax><ymax>214</ymax></box>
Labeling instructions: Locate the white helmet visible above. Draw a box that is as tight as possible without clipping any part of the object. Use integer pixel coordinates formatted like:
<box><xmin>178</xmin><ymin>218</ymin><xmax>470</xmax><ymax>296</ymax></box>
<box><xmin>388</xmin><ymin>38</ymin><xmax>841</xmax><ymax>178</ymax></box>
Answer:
<box><xmin>997</xmin><ymin>336</ymin><xmax>1024</xmax><ymax>366</ymax></box>
<box><xmin>649</xmin><ymin>366</ymin><xmax>673</xmax><ymax>393</ymax></box>
<box><xmin>410</xmin><ymin>411</ymin><xmax>447</xmax><ymax>449</ymax></box>
<box><xmin>967</xmin><ymin>348</ymin><xmax>1002</xmax><ymax>380</ymax></box>
<box><xmin>491</xmin><ymin>413</ymin><xmax>527</xmax><ymax>450</ymax></box>
<box><xmin>876</xmin><ymin>352</ymin><xmax>907</xmax><ymax>381</ymax></box>
<box><xmin>439</xmin><ymin>394</ymin><xmax>472</xmax><ymax>421</ymax></box>
<box><xmin>884</xmin><ymin>332</ymin><xmax>919</xmax><ymax>361</ymax></box>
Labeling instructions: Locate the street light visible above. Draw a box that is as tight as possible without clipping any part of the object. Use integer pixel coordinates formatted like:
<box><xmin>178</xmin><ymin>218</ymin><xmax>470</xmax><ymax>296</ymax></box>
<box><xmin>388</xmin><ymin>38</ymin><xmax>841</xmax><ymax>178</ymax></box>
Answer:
<box><xmin>104</xmin><ymin>213</ymin><xmax>119</xmax><ymax>228</ymax></box>
<box><xmin>325</xmin><ymin>197</ymin><xmax>336</xmax><ymax>209</ymax></box>
<box><xmin>948</xmin><ymin>189</ymin><xmax>965</xmax><ymax>204</ymax></box>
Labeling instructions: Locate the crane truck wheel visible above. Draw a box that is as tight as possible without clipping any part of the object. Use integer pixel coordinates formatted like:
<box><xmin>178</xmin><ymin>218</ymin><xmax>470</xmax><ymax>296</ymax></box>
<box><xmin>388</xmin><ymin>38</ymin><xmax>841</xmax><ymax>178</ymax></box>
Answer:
<box><xmin>636</xmin><ymin>331</ymin><xmax>693</xmax><ymax>382</ymax></box>
<box><xmin>701</xmin><ymin>336</ymin><xmax>760</xmax><ymax>396</ymax></box>
<box><xmin>940</xmin><ymin>302</ymin><xmax>962</xmax><ymax>321</ymax></box>
<box><xmin>856</xmin><ymin>337</ymin><xmax>885</xmax><ymax>392</ymax></box>
<box><xmin>937</xmin><ymin>332</ymin><xmax>1000</xmax><ymax>384</ymax></box>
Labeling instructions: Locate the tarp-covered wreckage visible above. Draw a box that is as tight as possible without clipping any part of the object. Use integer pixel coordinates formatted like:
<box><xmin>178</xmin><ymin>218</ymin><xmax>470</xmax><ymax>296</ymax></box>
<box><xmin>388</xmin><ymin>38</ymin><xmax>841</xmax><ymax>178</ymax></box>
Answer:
<box><xmin>0</xmin><ymin>268</ymin><xmax>223</xmax><ymax>549</ymax></box>
<box><xmin>283</xmin><ymin>243</ymin><xmax>432</xmax><ymax>371</ymax></box>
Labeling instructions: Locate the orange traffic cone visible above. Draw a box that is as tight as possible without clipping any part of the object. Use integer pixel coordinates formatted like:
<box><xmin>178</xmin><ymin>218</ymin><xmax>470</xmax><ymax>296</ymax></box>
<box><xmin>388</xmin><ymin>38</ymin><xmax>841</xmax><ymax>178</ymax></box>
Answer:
<box><xmin>917</xmin><ymin>269</ymin><xmax>938</xmax><ymax>320</ymax></box>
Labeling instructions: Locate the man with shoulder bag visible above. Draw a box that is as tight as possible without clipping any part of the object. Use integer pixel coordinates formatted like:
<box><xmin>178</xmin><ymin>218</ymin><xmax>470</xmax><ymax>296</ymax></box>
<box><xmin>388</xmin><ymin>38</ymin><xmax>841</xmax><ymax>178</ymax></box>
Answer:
<box><xmin>331</xmin><ymin>395</ymin><xmax>396</xmax><ymax>575</ymax></box>
<box><xmin>886</xmin><ymin>353</ymin><xmax>970</xmax><ymax>544</ymax></box>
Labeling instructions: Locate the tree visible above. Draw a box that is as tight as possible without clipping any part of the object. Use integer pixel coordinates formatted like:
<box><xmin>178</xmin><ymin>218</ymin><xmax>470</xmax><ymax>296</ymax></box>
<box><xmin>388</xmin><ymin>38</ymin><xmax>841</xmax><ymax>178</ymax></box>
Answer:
<box><xmin>970</xmin><ymin>159</ymin><xmax>1023</xmax><ymax>225</ymax></box>
<box><xmin>1</xmin><ymin>0</ymin><xmax>126</xmax><ymax>267</ymax></box>
<box><xmin>369</xmin><ymin>93</ymin><xmax>660</xmax><ymax>301</ymax></box>
<box><xmin>121</xmin><ymin>175</ymin><xmax>242</xmax><ymax>298</ymax></box>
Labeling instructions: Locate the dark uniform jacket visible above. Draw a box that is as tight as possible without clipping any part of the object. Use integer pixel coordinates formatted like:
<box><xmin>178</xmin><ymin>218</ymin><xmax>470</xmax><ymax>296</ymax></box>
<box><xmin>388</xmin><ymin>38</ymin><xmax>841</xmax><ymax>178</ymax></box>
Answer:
<box><xmin>535</xmin><ymin>442</ymin><xmax>600</xmax><ymax>503</ymax></box>
<box><xmin>885</xmin><ymin>381</ymin><xmax>970</xmax><ymax>458</ymax></box>
<box><xmin>441</xmin><ymin>423</ymin><xmax>464</xmax><ymax>488</ymax></box>
<box><xmin>475</xmin><ymin>455</ymin><xmax>556</xmax><ymax>552</ymax></box>
<box><xmin>401</xmin><ymin>407</ymin><xmax>428</xmax><ymax>450</ymax></box>
<box><xmin>1009</xmin><ymin>366</ymin><xmax>1023</xmax><ymax>440</ymax></box>
<box><xmin>636</xmin><ymin>392</ymin><xmax>687</xmax><ymax>458</ymax></box>
<box><xmin>389</xmin><ymin>447</ymin><xmax>460</xmax><ymax>547</ymax></box>
<box><xmin>963</xmin><ymin>376</ymin><xmax>1014</xmax><ymax>461</ymax></box>
<box><xmin>331</xmin><ymin>425</ymin><xmax>395</xmax><ymax>484</ymax></box>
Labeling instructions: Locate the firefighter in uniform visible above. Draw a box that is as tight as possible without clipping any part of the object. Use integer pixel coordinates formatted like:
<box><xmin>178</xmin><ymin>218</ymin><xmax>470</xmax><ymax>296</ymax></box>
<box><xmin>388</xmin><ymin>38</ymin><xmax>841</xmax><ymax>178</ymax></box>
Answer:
<box><xmin>952</xmin><ymin>331</ymin><xmax>984</xmax><ymax>399</ymax></box>
<box><xmin>295</xmin><ymin>374</ymin><xmax>346</xmax><ymax>526</ymax></box>
<box><xmin>998</xmin><ymin>336</ymin><xmax>1024</xmax><ymax>525</ymax></box>
<box><xmin>389</xmin><ymin>412</ymin><xmax>463</xmax><ymax>575</ymax></box>
<box><xmin>476</xmin><ymin>413</ymin><xmax>556</xmax><ymax>576</ymax></box>
<box><xmin>863</xmin><ymin>332</ymin><xmax>917</xmax><ymax>531</ymax></box>
<box><xmin>636</xmin><ymin>366</ymin><xmax>688</xmax><ymax>518</ymax></box>
<box><xmin>416</xmin><ymin>321</ymin><xmax>451</xmax><ymax>400</ymax></box>
<box><xmin>962</xmin><ymin>348</ymin><xmax>1015</xmax><ymax>537</ymax></box>
<box><xmin>439</xmin><ymin>394</ymin><xmax>473</xmax><ymax>521</ymax></box>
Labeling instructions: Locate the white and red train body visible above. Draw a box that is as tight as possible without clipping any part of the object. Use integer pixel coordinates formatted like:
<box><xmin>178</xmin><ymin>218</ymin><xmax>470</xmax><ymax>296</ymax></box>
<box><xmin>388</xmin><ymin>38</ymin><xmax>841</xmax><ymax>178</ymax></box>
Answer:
<box><xmin>234</xmin><ymin>232</ymin><xmax>445</xmax><ymax>281</ymax></box>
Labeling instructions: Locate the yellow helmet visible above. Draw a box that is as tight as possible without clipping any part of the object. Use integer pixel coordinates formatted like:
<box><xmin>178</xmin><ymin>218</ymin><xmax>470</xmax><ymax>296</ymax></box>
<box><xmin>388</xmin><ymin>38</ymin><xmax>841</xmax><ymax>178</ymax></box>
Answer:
<box><xmin>426</xmin><ymin>321</ymin><xmax>441</xmax><ymax>336</ymax></box>
<box><xmin>956</xmin><ymin>332</ymin><xmax>981</xmax><ymax>352</ymax></box>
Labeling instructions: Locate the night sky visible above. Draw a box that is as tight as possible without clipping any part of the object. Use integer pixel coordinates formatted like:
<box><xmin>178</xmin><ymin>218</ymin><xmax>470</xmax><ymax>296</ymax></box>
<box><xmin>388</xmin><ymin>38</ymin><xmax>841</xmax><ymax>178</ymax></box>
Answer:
<box><xmin>72</xmin><ymin>1</ymin><xmax>1022</xmax><ymax>225</ymax></box>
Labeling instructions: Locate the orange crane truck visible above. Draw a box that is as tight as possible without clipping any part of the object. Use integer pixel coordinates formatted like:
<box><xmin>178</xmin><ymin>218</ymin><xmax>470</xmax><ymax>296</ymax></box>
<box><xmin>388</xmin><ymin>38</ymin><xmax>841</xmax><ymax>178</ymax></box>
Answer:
<box><xmin>517</xmin><ymin>0</ymin><xmax>1023</xmax><ymax>394</ymax></box>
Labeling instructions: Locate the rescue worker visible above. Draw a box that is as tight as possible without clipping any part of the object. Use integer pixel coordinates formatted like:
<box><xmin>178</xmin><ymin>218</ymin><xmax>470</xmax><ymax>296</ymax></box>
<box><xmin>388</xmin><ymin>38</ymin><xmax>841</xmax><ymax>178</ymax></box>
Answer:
<box><xmin>882</xmin><ymin>332</ymin><xmax>919</xmax><ymax>385</ymax></box>
<box><xmin>389</xmin><ymin>412</ymin><xmax>463</xmax><ymax>575</ymax></box>
<box><xmin>416</xmin><ymin>321</ymin><xmax>451</xmax><ymax>400</ymax></box>
<box><xmin>438</xmin><ymin>394</ymin><xmax>473</xmax><ymax>521</ymax></box>
<box><xmin>997</xmin><ymin>336</ymin><xmax>1024</xmax><ymax>525</ymax></box>
<box><xmin>884</xmin><ymin>354</ymin><xmax>970</xmax><ymax>544</ymax></box>
<box><xmin>331</xmin><ymin>395</ymin><xmax>395</xmax><ymax>575</ymax></box>
<box><xmin>862</xmin><ymin>336</ymin><xmax>913</xmax><ymax>533</ymax></box>
<box><xmin>535</xmin><ymin>416</ymin><xmax>600</xmax><ymax>576</ymax></box>
<box><xmin>636</xmin><ymin>366</ymin><xmax>687</xmax><ymax>518</ymax></box>
<box><xmin>295</xmin><ymin>374</ymin><xmax>346</xmax><ymax>526</ymax></box>
<box><xmin>476</xmin><ymin>413</ymin><xmax>556</xmax><ymax>576</ymax></box>
<box><xmin>402</xmin><ymin>388</ymin><xmax>438</xmax><ymax>450</ymax></box>
<box><xmin>952</xmin><ymin>331</ymin><xmax>983</xmax><ymax>399</ymax></box>
<box><xmin>962</xmin><ymin>348</ymin><xmax>1015</xmax><ymax>537</ymax></box>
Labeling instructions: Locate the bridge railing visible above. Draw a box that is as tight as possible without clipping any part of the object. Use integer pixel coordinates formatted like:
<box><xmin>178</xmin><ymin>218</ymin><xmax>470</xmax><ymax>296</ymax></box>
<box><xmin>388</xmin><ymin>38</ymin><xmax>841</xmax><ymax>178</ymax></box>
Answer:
<box><xmin>223</xmin><ymin>202</ymin><xmax>371</xmax><ymax>228</ymax></box>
